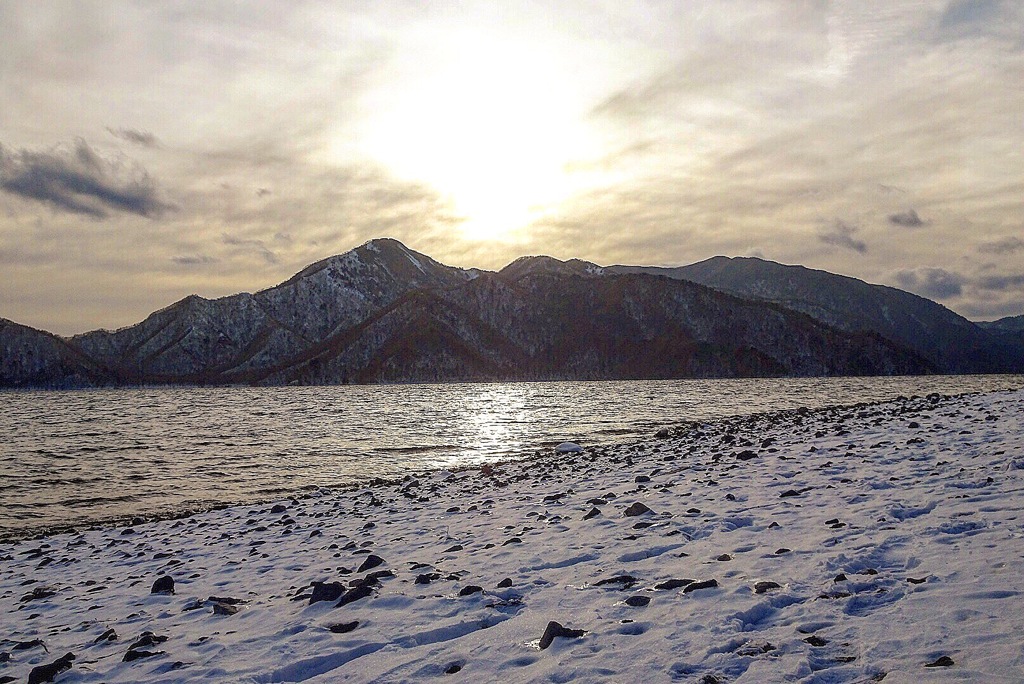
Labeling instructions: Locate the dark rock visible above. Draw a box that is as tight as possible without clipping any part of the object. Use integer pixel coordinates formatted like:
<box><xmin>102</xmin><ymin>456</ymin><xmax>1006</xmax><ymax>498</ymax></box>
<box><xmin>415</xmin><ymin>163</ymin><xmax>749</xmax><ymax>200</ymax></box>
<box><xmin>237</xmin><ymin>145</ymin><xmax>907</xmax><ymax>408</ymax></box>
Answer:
<box><xmin>309</xmin><ymin>581</ymin><xmax>346</xmax><ymax>605</ymax></box>
<box><xmin>624</xmin><ymin>595</ymin><xmax>650</xmax><ymax>607</ymax></box>
<box><xmin>683</xmin><ymin>579</ymin><xmax>718</xmax><ymax>593</ymax></box>
<box><xmin>497</xmin><ymin>578</ymin><xmax>513</xmax><ymax>588</ymax></box>
<box><xmin>212</xmin><ymin>602</ymin><xmax>240</xmax><ymax>615</ymax></box>
<box><xmin>12</xmin><ymin>639</ymin><xmax>45</xmax><ymax>651</ymax></box>
<box><xmin>27</xmin><ymin>652</ymin><xmax>75</xmax><ymax>684</ymax></box>
<box><xmin>357</xmin><ymin>555</ymin><xmax>385</xmax><ymax>573</ymax></box>
<box><xmin>635</xmin><ymin>475</ymin><xmax>651</xmax><ymax>483</ymax></box>
<box><xmin>623</xmin><ymin>502</ymin><xmax>652</xmax><ymax>517</ymax></box>
<box><xmin>445</xmin><ymin>663</ymin><xmax>463</xmax><ymax>674</ymax></box>
<box><xmin>834</xmin><ymin>573</ymin><xmax>847</xmax><ymax>582</ymax></box>
<box><xmin>654</xmin><ymin>578</ymin><xmax>694</xmax><ymax>590</ymax></box>
<box><xmin>94</xmin><ymin>628</ymin><xmax>118</xmax><ymax>643</ymax></box>
<box><xmin>20</xmin><ymin>586</ymin><xmax>56</xmax><ymax>602</ymax></box>
<box><xmin>0</xmin><ymin>652</ymin><xmax>8</xmax><ymax>663</ymax></box>
<box><xmin>583</xmin><ymin>507</ymin><xmax>602</xmax><ymax>520</ymax></box>
<box><xmin>150</xmin><ymin>575</ymin><xmax>175</xmax><ymax>595</ymax></box>
<box><xmin>328</xmin><ymin>621</ymin><xmax>359</xmax><ymax>634</ymax></box>
<box><xmin>754</xmin><ymin>581</ymin><xmax>782</xmax><ymax>594</ymax></box>
<box><xmin>925</xmin><ymin>655</ymin><xmax>954</xmax><ymax>667</ymax></box>
<box><xmin>594</xmin><ymin>575</ymin><xmax>639</xmax><ymax>589</ymax></box>
<box><xmin>128</xmin><ymin>632</ymin><xmax>168</xmax><ymax>651</ymax></box>
<box><xmin>775</xmin><ymin>548</ymin><xmax>791</xmax><ymax>555</ymax></box>
<box><xmin>538</xmin><ymin>621</ymin><xmax>586</xmax><ymax>650</ymax></box>
<box><xmin>123</xmin><ymin>649</ymin><xmax>162</xmax><ymax>662</ymax></box>
<box><xmin>804</xmin><ymin>635</ymin><xmax>828</xmax><ymax>647</ymax></box>
<box><xmin>655</xmin><ymin>428</ymin><xmax>670</xmax><ymax>439</ymax></box>
<box><xmin>357</xmin><ymin>570</ymin><xmax>394</xmax><ymax>585</ymax></box>
<box><xmin>780</xmin><ymin>490</ymin><xmax>801</xmax><ymax>498</ymax></box>
<box><xmin>415</xmin><ymin>573</ymin><xmax>441</xmax><ymax>585</ymax></box>
<box><xmin>459</xmin><ymin>585</ymin><xmax>483</xmax><ymax>596</ymax></box>
<box><xmin>906</xmin><ymin>577</ymin><xmax>928</xmax><ymax>584</ymax></box>
<box><xmin>335</xmin><ymin>584</ymin><xmax>373</xmax><ymax>607</ymax></box>
<box><xmin>736</xmin><ymin>450</ymin><xmax>758</xmax><ymax>461</ymax></box>
<box><xmin>716</xmin><ymin>554</ymin><xmax>732</xmax><ymax>562</ymax></box>
<box><xmin>502</xmin><ymin>537</ymin><xmax>522</xmax><ymax>545</ymax></box>
<box><xmin>270</xmin><ymin>504</ymin><xmax>287</xmax><ymax>514</ymax></box>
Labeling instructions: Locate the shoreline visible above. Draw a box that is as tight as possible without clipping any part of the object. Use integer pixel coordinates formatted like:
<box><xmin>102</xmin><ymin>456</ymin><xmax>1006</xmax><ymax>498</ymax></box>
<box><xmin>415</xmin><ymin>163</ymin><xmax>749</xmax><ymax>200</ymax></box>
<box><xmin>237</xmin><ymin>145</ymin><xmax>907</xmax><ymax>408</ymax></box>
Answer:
<box><xmin>0</xmin><ymin>388</ymin><xmax>995</xmax><ymax>545</ymax></box>
<box><xmin>2</xmin><ymin>387</ymin><xmax>1023</xmax><ymax>682</ymax></box>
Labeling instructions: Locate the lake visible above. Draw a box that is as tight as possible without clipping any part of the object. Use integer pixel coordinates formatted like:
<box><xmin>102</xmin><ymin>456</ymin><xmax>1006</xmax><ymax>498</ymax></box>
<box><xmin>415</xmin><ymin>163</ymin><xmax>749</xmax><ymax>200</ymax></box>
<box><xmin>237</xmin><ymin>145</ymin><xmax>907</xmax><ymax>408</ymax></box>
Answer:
<box><xmin>2</xmin><ymin>374</ymin><xmax>1022</xmax><ymax>538</ymax></box>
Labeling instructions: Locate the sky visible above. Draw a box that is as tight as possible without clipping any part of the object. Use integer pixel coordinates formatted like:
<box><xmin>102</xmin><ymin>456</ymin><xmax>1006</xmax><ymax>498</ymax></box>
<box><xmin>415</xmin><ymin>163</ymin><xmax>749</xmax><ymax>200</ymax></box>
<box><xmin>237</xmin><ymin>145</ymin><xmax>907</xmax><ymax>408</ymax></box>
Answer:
<box><xmin>1</xmin><ymin>1</ymin><xmax>1022</xmax><ymax>335</ymax></box>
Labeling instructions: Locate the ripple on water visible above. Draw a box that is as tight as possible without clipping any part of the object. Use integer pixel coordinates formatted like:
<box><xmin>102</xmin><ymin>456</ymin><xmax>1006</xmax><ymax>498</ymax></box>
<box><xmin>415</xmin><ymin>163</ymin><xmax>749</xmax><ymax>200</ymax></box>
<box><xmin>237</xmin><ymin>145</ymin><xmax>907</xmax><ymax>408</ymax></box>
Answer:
<box><xmin>0</xmin><ymin>375</ymin><xmax>1020</xmax><ymax>537</ymax></box>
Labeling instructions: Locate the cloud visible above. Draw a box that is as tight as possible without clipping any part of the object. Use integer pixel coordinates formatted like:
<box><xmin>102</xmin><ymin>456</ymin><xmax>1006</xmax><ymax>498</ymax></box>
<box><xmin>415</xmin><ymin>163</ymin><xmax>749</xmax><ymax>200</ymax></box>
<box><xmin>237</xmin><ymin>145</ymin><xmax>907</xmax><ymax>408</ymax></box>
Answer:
<box><xmin>818</xmin><ymin>220</ymin><xmax>868</xmax><ymax>254</ymax></box>
<box><xmin>975</xmin><ymin>273</ymin><xmax>1024</xmax><ymax>291</ymax></box>
<box><xmin>222</xmin><ymin>233</ymin><xmax>278</xmax><ymax>264</ymax></box>
<box><xmin>978</xmin><ymin>236</ymin><xmax>1024</xmax><ymax>254</ymax></box>
<box><xmin>888</xmin><ymin>208</ymin><xmax>925</xmax><ymax>227</ymax></box>
<box><xmin>171</xmin><ymin>254</ymin><xmax>218</xmax><ymax>266</ymax></box>
<box><xmin>106</xmin><ymin>127</ymin><xmax>159</xmax><ymax>148</ymax></box>
<box><xmin>939</xmin><ymin>0</ymin><xmax>1000</xmax><ymax>30</ymax></box>
<box><xmin>0</xmin><ymin>139</ymin><xmax>169</xmax><ymax>218</ymax></box>
<box><xmin>893</xmin><ymin>267</ymin><xmax>965</xmax><ymax>299</ymax></box>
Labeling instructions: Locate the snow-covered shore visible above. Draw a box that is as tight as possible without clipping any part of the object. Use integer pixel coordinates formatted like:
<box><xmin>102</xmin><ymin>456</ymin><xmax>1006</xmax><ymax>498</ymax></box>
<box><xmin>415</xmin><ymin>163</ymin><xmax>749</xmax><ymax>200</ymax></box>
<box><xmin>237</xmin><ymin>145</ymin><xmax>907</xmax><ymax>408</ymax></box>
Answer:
<box><xmin>2</xmin><ymin>389</ymin><xmax>1023</xmax><ymax>683</ymax></box>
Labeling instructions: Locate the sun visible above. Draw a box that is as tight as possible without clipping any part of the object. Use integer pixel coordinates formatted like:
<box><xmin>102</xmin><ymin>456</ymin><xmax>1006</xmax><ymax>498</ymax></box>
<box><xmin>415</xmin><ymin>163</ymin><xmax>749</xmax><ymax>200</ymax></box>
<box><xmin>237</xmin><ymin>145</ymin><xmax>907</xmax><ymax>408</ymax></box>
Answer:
<box><xmin>345</xmin><ymin>35</ymin><xmax>597</xmax><ymax>242</ymax></box>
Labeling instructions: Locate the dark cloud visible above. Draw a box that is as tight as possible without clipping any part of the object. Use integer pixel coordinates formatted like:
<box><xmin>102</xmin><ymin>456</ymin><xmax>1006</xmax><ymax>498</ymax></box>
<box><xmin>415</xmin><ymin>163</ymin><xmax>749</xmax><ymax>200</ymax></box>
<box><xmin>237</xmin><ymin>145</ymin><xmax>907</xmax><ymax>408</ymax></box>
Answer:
<box><xmin>106</xmin><ymin>127</ymin><xmax>159</xmax><ymax>148</ymax></box>
<box><xmin>939</xmin><ymin>0</ymin><xmax>1000</xmax><ymax>30</ymax></box>
<box><xmin>888</xmin><ymin>209</ymin><xmax>926</xmax><ymax>227</ymax></box>
<box><xmin>975</xmin><ymin>273</ymin><xmax>1024</xmax><ymax>291</ymax></box>
<box><xmin>978</xmin><ymin>236</ymin><xmax>1024</xmax><ymax>254</ymax></box>
<box><xmin>894</xmin><ymin>267</ymin><xmax>965</xmax><ymax>299</ymax></box>
<box><xmin>818</xmin><ymin>220</ymin><xmax>867</xmax><ymax>253</ymax></box>
<box><xmin>171</xmin><ymin>254</ymin><xmax>218</xmax><ymax>266</ymax></box>
<box><xmin>0</xmin><ymin>139</ymin><xmax>169</xmax><ymax>218</ymax></box>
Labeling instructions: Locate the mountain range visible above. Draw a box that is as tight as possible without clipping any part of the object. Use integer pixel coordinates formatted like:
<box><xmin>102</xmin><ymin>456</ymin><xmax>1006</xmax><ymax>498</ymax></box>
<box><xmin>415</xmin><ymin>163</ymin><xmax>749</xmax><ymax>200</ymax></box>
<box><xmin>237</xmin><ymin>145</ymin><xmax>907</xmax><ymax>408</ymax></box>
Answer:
<box><xmin>2</xmin><ymin>238</ymin><xmax>1021</xmax><ymax>388</ymax></box>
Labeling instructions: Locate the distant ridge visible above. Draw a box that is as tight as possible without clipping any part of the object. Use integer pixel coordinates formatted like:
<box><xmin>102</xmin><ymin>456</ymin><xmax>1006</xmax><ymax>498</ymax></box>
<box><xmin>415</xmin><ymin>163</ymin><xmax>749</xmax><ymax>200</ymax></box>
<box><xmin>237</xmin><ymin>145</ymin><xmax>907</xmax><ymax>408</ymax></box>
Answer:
<box><xmin>608</xmin><ymin>256</ymin><xmax>1019</xmax><ymax>373</ymax></box>
<box><xmin>1</xmin><ymin>239</ymin><xmax>1019</xmax><ymax>388</ymax></box>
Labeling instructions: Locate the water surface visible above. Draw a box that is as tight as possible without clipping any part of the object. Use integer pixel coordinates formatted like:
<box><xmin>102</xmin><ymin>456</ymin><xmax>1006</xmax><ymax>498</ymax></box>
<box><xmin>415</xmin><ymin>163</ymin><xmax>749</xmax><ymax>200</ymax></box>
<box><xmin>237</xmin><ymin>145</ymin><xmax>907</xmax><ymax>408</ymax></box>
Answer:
<box><xmin>3</xmin><ymin>375</ymin><xmax>1021</xmax><ymax>537</ymax></box>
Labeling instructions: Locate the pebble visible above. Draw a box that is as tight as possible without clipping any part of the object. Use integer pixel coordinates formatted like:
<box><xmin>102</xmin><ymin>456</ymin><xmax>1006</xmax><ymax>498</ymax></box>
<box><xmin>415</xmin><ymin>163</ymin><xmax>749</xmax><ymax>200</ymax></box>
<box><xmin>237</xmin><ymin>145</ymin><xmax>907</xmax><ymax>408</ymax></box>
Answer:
<box><xmin>538</xmin><ymin>621</ymin><xmax>586</xmax><ymax>650</ymax></box>
<box><xmin>683</xmin><ymin>579</ymin><xmax>719</xmax><ymax>593</ymax></box>
<box><xmin>150</xmin><ymin>575</ymin><xmax>175</xmax><ymax>595</ymax></box>
<box><xmin>623</xmin><ymin>502</ymin><xmax>652</xmax><ymax>517</ymax></box>
<box><xmin>27</xmin><ymin>653</ymin><xmax>75</xmax><ymax>684</ymax></box>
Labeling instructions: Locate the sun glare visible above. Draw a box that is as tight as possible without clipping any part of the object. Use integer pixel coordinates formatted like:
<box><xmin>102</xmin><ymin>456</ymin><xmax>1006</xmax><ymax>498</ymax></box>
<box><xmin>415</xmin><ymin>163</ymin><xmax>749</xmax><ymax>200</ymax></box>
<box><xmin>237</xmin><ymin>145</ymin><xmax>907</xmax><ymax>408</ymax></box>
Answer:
<box><xmin>348</xmin><ymin>37</ymin><xmax>597</xmax><ymax>242</ymax></box>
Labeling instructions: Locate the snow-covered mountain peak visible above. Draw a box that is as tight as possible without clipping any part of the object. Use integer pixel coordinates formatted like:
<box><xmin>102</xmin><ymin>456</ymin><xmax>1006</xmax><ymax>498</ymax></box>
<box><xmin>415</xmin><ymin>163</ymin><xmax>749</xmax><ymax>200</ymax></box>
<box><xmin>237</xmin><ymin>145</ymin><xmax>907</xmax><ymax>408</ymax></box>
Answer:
<box><xmin>499</xmin><ymin>255</ymin><xmax>604</xmax><ymax>280</ymax></box>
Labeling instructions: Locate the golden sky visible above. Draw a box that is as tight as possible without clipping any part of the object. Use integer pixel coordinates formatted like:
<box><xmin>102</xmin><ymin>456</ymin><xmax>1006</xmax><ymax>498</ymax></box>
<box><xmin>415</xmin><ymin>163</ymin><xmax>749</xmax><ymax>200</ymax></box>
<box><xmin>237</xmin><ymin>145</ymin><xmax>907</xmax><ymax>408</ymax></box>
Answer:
<box><xmin>1</xmin><ymin>1</ymin><xmax>1022</xmax><ymax>335</ymax></box>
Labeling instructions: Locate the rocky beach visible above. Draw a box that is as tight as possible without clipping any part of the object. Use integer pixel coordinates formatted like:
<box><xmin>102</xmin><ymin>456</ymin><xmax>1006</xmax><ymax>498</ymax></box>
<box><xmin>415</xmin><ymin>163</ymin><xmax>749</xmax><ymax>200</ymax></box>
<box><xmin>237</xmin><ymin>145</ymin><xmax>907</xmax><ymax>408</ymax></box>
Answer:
<box><xmin>2</xmin><ymin>388</ymin><xmax>1023</xmax><ymax>683</ymax></box>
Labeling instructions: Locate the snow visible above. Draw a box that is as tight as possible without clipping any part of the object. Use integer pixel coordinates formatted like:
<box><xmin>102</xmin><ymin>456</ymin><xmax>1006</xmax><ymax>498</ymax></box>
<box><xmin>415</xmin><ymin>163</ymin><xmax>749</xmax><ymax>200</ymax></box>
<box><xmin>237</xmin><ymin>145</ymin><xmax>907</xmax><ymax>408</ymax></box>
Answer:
<box><xmin>2</xmin><ymin>389</ymin><xmax>1023</xmax><ymax>683</ymax></box>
